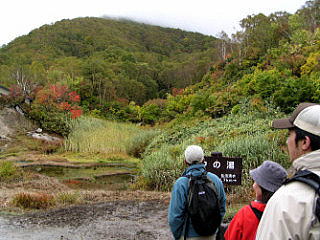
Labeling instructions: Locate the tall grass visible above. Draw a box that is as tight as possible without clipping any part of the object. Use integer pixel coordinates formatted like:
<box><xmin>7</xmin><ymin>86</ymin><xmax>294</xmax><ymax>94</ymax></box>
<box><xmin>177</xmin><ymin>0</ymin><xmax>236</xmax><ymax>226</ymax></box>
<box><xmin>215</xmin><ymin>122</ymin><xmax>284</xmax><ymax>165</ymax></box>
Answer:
<box><xmin>140</xmin><ymin>144</ymin><xmax>186</xmax><ymax>191</ymax></box>
<box><xmin>126</xmin><ymin>130</ymin><xmax>160</xmax><ymax>158</ymax></box>
<box><xmin>216</xmin><ymin>133</ymin><xmax>289</xmax><ymax>189</ymax></box>
<box><xmin>140</xmin><ymin>104</ymin><xmax>290</xmax><ymax>191</ymax></box>
<box><xmin>64</xmin><ymin>116</ymin><xmax>154</xmax><ymax>155</ymax></box>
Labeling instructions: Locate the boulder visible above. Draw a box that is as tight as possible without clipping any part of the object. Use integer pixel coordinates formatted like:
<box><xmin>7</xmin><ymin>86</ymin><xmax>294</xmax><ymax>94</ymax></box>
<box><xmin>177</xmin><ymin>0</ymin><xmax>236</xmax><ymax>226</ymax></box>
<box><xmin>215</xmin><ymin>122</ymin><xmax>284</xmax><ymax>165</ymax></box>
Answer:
<box><xmin>0</xmin><ymin>107</ymin><xmax>36</xmax><ymax>138</ymax></box>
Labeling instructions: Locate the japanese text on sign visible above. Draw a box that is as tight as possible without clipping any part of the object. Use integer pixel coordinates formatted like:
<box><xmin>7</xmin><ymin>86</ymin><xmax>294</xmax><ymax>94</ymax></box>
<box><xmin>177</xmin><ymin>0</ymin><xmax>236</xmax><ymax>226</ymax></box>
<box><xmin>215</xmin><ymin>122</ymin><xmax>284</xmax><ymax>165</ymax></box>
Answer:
<box><xmin>204</xmin><ymin>152</ymin><xmax>242</xmax><ymax>185</ymax></box>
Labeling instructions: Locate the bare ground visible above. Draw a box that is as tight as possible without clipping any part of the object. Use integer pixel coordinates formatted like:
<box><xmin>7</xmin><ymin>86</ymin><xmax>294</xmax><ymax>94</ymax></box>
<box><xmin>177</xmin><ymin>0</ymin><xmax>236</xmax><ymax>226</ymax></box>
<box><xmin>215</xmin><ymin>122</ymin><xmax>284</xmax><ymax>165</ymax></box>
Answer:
<box><xmin>0</xmin><ymin>151</ymin><xmax>173</xmax><ymax>239</ymax></box>
<box><xmin>2</xmin><ymin>199</ymin><xmax>171</xmax><ymax>240</ymax></box>
<box><xmin>0</xmin><ymin>181</ymin><xmax>172</xmax><ymax>240</ymax></box>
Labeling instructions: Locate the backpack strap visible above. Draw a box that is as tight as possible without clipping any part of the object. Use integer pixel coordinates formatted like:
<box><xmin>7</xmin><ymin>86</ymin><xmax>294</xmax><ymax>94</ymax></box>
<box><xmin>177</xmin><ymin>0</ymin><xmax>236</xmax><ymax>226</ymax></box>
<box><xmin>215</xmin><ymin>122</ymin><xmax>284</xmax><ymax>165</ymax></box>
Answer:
<box><xmin>182</xmin><ymin>172</ymin><xmax>194</xmax><ymax>240</ymax></box>
<box><xmin>284</xmin><ymin>170</ymin><xmax>320</xmax><ymax>194</ymax></box>
<box><xmin>183</xmin><ymin>214</ymin><xmax>190</xmax><ymax>240</ymax></box>
<box><xmin>283</xmin><ymin>170</ymin><xmax>320</xmax><ymax>221</ymax></box>
<box><xmin>249</xmin><ymin>204</ymin><xmax>263</xmax><ymax>220</ymax></box>
<box><xmin>182</xmin><ymin>173</ymin><xmax>201</xmax><ymax>240</ymax></box>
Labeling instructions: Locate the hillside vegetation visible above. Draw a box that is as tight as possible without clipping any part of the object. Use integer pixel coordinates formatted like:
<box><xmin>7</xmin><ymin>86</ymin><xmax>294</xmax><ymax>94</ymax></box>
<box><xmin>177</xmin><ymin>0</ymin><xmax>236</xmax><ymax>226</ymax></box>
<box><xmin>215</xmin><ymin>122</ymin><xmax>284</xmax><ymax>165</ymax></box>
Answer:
<box><xmin>0</xmin><ymin>0</ymin><xmax>320</xmax><ymax>200</ymax></box>
<box><xmin>0</xmin><ymin>17</ymin><xmax>219</xmax><ymax>106</ymax></box>
<box><xmin>132</xmin><ymin>0</ymin><xmax>320</xmax><ymax>191</ymax></box>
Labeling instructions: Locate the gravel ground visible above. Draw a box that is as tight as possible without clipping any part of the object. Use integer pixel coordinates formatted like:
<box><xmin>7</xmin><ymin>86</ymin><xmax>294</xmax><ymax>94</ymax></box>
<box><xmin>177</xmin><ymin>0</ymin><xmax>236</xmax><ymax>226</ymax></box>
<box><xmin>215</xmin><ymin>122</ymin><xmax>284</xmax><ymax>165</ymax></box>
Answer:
<box><xmin>0</xmin><ymin>200</ymin><xmax>172</xmax><ymax>240</ymax></box>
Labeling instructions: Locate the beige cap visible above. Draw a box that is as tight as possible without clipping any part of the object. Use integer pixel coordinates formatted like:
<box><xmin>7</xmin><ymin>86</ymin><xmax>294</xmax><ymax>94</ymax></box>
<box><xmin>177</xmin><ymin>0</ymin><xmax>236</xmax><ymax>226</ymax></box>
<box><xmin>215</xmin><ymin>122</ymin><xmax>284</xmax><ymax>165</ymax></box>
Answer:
<box><xmin>272</xmin><ymin>103</ymin><xmax>320</xmax><ymax>136</ymax></box>
<box><xmin>294</xmin><ymin>105</ymin><xmax>320</xmax><ymax>136</ymax></box>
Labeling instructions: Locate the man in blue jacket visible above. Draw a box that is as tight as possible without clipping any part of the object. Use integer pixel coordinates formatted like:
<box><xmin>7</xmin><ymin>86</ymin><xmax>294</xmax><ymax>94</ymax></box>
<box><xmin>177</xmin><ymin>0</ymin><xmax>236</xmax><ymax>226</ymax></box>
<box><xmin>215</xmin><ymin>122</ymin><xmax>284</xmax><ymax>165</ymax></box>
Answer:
<box><xmin>168</xmin><ymin>145</ymin><xmax>226</xmax><ymax>240</ymax></box>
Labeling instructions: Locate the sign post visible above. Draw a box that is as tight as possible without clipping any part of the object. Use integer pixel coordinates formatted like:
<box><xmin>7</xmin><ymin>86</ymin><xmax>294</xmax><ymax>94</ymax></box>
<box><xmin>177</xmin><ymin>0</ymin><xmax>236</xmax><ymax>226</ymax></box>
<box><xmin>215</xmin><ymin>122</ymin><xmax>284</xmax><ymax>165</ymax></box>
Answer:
<box><xmin>204</xmin><ymin>152</ymin><xmax>242</xmax><ymax>185</ymax></box>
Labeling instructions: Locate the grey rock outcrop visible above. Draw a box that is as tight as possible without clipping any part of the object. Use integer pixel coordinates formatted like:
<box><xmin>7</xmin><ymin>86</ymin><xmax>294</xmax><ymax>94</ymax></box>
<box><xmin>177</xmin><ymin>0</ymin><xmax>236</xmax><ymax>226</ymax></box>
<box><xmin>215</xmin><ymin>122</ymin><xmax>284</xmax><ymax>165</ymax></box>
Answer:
<box><xmin>0</xmin><ymin>107</ymin><xmax>36</xmax><ymax>138</ymax></box>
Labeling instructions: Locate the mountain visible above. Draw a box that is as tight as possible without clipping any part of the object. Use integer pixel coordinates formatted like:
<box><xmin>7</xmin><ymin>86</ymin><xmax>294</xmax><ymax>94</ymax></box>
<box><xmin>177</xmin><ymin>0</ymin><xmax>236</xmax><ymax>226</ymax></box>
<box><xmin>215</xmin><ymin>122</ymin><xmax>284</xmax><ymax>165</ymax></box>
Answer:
<box><xmin>0</xmin><ymin>17</ymin><xmax>221</xmax><ymax>104</ymax></box>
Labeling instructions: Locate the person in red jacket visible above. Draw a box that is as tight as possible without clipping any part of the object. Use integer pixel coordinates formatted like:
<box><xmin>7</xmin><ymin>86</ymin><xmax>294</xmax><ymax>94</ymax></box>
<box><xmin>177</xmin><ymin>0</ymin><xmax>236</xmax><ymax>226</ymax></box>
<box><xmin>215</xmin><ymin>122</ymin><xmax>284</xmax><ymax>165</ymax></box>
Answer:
<box><xmin>224</xmin><ymin>160</ymin><xmax>287</xmax><ymax>240</ymax></box>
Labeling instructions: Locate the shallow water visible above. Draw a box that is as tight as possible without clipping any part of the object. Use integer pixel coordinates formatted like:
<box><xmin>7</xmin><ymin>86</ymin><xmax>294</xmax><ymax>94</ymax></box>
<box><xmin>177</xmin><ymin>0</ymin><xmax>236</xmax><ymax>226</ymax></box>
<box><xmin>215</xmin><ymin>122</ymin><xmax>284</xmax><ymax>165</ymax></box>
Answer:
<box><xmin>24</xmin><ymin>164</ymin><xmax>137</xmax><ymax>190</ymax></box>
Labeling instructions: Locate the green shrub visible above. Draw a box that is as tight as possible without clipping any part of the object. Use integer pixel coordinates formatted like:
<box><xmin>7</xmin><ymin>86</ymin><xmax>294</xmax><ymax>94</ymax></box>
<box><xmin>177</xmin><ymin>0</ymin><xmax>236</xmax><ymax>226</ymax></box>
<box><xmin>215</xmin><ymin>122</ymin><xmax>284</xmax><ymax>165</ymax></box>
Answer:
<box><xmin>161</xmin><ymin>94</ymin><xmax>191</xmax><ymax>121</ymax></box>
<box><xmin>28</xmin><ymin>106</ymin><xmax>75</xmax><ymax>136</ymax></box>
<box><xmin>126</xmin><ymin>129</ymin><xmax>160</xmax><ymax>157</ymax></box>
<box><xmin>0</xmin><ymin>161</ymin><xmax>20</xmax><ymax>182</ymax></box>
<box><xmin>140</xmin><ymin>104</ymin><xmax>161</xmax><ymax>125</ymax></box>
<box><xmin>273</xmin><ymin>76</ymin><xmax>316</xmax><ymax>113</ymax></box>
<box><xmin>56</xmin><ymin>192</ymin><xmax>81</xmax><ymax>205</ymax></box>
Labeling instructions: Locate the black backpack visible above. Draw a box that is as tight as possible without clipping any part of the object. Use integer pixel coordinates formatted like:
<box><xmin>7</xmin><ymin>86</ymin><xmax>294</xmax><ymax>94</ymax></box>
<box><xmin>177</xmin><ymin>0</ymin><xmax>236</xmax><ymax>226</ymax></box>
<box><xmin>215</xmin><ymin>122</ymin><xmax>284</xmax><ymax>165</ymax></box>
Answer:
<box><xmin>183</xmin><ymin>170</ymin><xmax>222</xmax><ymax>237</ymax></box>
<box><xmin>283</xmin><ymin>170</ymin><xmax>320</xmax><ymax>221</ymax></box>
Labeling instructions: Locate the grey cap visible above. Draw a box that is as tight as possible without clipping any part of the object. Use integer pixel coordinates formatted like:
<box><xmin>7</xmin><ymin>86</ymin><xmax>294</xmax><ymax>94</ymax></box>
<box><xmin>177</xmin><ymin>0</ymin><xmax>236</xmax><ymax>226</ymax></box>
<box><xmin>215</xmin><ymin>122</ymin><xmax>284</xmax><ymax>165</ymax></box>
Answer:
<box><xmin>250</xmin><ymin>160</ymin><xmax>287</xmax><ymax>192</ymax></box>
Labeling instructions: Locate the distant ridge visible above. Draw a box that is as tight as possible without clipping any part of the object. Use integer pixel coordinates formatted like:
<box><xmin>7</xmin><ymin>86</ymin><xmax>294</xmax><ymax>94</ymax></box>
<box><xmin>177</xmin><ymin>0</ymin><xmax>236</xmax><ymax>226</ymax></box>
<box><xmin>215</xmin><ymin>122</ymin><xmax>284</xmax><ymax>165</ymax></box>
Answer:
<box><xmin>0</xmin><ymin>17</ymin><xmax>220</xmax><ymax>103</ymax></box>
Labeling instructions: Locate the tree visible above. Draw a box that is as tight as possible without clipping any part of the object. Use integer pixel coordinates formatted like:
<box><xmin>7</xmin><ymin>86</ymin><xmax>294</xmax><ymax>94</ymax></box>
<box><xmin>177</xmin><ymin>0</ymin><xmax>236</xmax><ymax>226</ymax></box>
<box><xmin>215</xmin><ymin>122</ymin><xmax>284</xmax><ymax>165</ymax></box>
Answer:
<box><xmin>28</xmin><ymin>84</ymin><xmax>82</xmax><ymax>135</ymax></box>
<box><xmin>11</xmin><ymin>65</ymin><xmax>35</xmax><ymax>96</ymax></box>
<box><xmin>298</xmin><ymin>0</ymin><xmax>320</xmax><ymax>32</ymax></box>
<box><xmin>216</xmin><ymin>31</ymin><xmax>230</xmax><ymax>60</ymax></box>
<box><xmin>240</xmin><ymin>14</ymin><xmax>278</xmax><ymax>58</ymax></box>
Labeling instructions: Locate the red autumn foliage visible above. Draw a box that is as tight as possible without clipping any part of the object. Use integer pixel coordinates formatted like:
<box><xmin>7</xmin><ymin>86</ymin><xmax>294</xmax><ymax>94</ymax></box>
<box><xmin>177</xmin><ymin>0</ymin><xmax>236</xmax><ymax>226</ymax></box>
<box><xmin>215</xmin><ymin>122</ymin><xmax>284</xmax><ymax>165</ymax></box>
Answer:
<box><xmin>116</xmin><ymin>98</ymin><xmax>129</xmax><ymax>104</ymax></box>
<box><xmin>58</xmin><ymin>102</ymin><xmax>72</xmax><ymax>111</ymax></box>
<box><xmin>68</xmin><ymin>91</ymin><xmax>81</xmax><ymax>102</ymax></box>
<box><xmin>171</xmin><ymin>88</ymin><xmax>184</xmax><ymax>96</ymax></box>
<box><xmin>49</xmin><ymin>85</ymin><xmax>69</xmax><ymax>100</ymax></box>
<box><xmin>70</xmin><ymin>108</ymin><xmax>83</xmax><ymax>119</ymax></box>
<box><xmin>9</xmin><ymin>85</ymin><xmax>24</xmax><ymax>98</ymax></box>
<box><xmin>195</xmin><ymin>136</ymin><xmax>206</xmax><ymax>143</ymax></box>
<box><xmin>34</xmin><ymin>84</ymin><xmax>82</xmax><ymax>119</ymax></box>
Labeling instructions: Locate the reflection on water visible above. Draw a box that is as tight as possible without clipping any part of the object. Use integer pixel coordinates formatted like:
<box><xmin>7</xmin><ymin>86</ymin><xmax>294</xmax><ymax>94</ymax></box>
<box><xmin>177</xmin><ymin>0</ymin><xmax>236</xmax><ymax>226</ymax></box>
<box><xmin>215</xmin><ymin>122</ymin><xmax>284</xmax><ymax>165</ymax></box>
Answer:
<box><xmin>24</xmin><ymin>165</ymin><xmax>137</xmax><ymax>191</ymax></box>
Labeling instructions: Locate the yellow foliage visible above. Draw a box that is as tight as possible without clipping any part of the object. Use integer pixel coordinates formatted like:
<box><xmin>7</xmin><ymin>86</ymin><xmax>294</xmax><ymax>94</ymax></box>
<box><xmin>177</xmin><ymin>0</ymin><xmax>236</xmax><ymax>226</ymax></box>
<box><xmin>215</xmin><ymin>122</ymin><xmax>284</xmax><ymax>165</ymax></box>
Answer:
<box><xmin>301</xmin><ymin>51</ymin><xmax>320</xmax><ymax>75</ymax></box>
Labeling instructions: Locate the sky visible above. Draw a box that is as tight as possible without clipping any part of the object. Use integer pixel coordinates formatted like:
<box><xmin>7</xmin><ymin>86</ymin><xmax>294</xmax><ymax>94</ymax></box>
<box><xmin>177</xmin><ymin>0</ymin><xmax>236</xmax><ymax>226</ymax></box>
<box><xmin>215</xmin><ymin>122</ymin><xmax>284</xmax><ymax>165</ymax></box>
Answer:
<box><xmin>1</xmin><ymin>0</ymin><xmax>307</xmax><ymax>46</ymax></box>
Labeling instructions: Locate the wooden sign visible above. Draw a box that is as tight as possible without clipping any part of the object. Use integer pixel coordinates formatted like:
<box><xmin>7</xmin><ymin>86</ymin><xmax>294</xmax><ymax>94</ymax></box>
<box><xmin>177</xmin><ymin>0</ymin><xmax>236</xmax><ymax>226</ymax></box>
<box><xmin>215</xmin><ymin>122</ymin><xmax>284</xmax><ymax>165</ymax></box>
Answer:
<box><xmin>204</xmin><ymin>152</ymin><xmax>242</xmax><ymax>185</ymax></box>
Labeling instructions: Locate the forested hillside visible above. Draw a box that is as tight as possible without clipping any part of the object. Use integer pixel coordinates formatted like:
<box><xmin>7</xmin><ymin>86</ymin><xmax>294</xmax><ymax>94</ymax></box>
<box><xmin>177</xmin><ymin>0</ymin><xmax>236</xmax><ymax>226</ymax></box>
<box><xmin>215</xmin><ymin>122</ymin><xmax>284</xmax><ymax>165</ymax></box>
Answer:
<box><xmin>166</xmin><ymin>0</ymin><xmax>320</xmax><ymax>118</ymax></box>
<box><xmin>0</xmin><ymin>17</ymin><xmax>219</xmax><ymax>105</ymax></box>
<box><xmin>1</xmin><ymin>0</ymin><xmax>319</xmax><ymax>133</ymax></box>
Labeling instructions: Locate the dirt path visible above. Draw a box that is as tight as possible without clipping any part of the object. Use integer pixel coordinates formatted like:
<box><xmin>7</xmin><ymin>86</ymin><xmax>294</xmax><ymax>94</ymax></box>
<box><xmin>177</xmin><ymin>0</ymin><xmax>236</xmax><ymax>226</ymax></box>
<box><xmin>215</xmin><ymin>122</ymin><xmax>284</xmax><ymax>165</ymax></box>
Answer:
<box><xmin>1</xmin><ymin>200</ymin><xmax>172</xmax><ymax>240</ymax></box>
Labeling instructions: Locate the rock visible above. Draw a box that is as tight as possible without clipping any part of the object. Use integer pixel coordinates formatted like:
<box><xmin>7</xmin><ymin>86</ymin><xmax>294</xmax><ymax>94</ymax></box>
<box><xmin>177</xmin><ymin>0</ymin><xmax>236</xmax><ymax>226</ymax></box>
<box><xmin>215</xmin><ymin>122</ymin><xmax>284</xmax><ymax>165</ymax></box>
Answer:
<box><xmin>27</xmin><ymin>132</ymin><xmax>61</xmax><ymax>142</ymax></box>
<box><xmin>35</xmin><ymin>128</ymin><xmax>43</xmax><ymax>133</ymax></box>
<box><xmin>0</xmin><ymin>107</ymin><xmax>36</xmax><ymax>138</ymax></box>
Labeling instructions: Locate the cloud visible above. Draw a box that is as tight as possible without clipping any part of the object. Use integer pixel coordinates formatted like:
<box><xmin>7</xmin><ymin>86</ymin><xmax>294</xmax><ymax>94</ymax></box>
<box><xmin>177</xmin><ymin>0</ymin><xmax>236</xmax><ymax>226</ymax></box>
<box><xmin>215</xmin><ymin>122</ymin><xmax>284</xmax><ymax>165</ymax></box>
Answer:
<box><xmin>0</xmin><ymin>0</ymin><xmax>306</xmax><ymax>46</ymax></box>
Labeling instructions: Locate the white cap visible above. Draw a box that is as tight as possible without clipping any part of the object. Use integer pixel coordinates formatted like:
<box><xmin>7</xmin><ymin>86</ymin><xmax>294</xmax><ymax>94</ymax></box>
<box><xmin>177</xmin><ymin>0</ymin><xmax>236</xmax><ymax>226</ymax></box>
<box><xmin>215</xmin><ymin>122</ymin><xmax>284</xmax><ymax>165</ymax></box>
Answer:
<box><xmin>184</xmin><ymin>145</ymin><xmax>204</xmax><ymax>164</ymax></box>
<box><xmin>294</xmin><ymin>105</ymin><xmax>320</xmax><ymax>136</ymax></box>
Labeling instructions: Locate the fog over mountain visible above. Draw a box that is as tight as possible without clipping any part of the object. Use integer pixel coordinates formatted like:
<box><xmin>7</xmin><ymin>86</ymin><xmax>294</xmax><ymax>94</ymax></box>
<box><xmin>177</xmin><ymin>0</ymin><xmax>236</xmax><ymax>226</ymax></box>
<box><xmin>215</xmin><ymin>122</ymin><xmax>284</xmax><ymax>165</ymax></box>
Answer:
<box><xmin>1</xmin><ymin>0</ymin><xmax>306</xmax><ymax>46</ymax></box>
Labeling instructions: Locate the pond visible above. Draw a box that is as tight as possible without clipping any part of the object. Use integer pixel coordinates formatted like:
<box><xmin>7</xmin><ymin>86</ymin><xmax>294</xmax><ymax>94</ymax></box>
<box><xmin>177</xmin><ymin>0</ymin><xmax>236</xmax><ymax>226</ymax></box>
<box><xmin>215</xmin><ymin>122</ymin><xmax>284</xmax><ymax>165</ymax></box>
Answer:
<box><xmin>22</xmin><ymin>163</ymin><xmax>138</xmax><ymax>191</ymax></box>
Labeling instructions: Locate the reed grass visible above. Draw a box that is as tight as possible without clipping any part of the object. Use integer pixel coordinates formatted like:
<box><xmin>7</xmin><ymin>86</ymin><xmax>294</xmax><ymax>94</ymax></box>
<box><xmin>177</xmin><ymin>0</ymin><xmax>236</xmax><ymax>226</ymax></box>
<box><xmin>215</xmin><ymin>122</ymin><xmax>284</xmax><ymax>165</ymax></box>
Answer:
<box><xmin>64</xmin><ymin>116</ymin><xmax>152</xmax><ymax>155</ymax></box>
